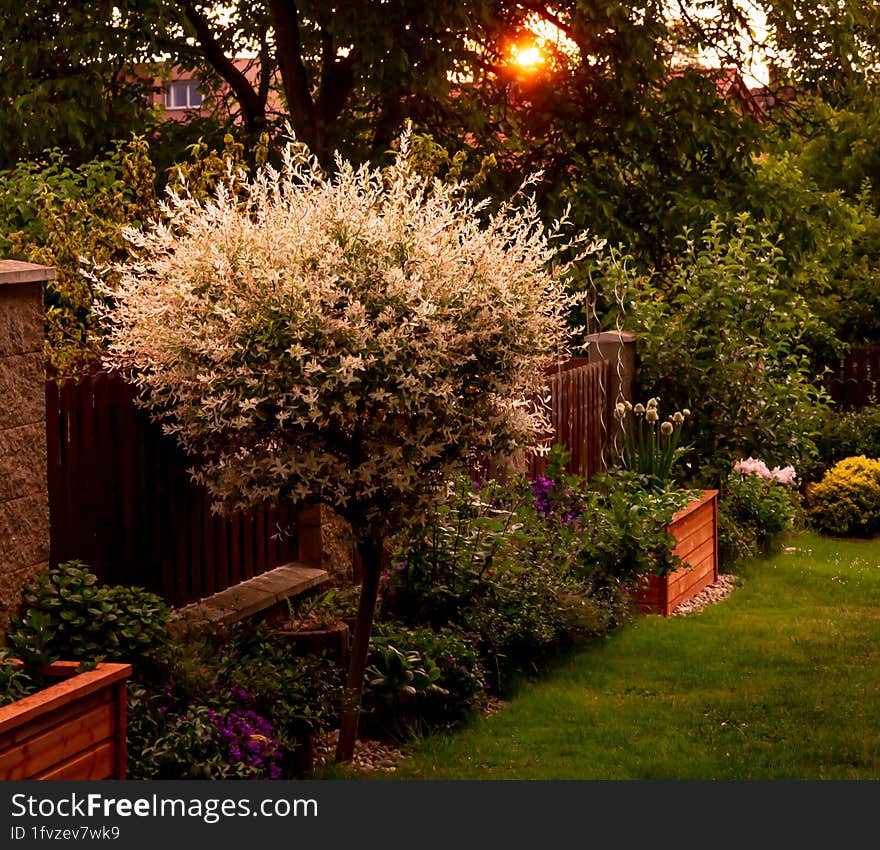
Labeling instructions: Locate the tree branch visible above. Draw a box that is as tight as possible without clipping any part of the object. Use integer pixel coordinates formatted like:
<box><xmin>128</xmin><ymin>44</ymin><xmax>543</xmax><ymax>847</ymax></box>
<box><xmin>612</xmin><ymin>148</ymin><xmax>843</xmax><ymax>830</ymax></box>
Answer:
<box><xmin>178</xmin><ymin>1</ymin><xmax>267</xmax><ymax>133</ymax></box>
<box><xmin>266</xmin><ymin>0</ymin><xmax>320</xmax><ymax>154</ymax></box>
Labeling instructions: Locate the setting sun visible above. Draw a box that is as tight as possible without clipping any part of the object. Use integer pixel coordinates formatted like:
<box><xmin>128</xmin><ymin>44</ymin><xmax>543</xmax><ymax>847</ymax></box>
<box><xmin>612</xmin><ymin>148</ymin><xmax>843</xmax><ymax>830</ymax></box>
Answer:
<box><xmin>512</xmin><ymin>44</ymin><xmax>545</xmax><ymax>70</ymax></box>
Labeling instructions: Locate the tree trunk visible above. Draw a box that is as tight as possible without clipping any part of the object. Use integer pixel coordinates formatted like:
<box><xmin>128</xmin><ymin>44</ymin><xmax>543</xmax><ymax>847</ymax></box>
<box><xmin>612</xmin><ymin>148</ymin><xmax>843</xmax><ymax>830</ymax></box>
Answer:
<box><xmin>335</xmin><ymin>538</ymin><xmax>384</xmax><ymax>763</ymax></box>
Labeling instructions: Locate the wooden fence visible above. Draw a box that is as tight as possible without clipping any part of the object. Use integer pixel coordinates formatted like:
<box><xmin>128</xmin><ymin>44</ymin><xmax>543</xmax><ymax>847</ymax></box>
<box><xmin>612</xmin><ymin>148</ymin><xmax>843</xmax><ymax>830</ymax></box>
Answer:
<box><xmin>826</xmin><ymin>345</ymin><xmax>880</xmax><ymax>409</ymax></box>
<box><xmin>47</xmin><ymin>360</ymin><xmax>613</xmax><ymax>605</ymax></box>
<box><xmin>529</xmin><ymin>358</ymin><xmax>613</xmax><ymax>480</ymax></box>
<box><xmin>472</xmin><ymin>358</ymin><xmax>613</xmax><ymax>483</ymax></box>
<box><xmin>46</xmin><ymin>371</ymin><xmax>302</xmax><ymax>608</ymax></box>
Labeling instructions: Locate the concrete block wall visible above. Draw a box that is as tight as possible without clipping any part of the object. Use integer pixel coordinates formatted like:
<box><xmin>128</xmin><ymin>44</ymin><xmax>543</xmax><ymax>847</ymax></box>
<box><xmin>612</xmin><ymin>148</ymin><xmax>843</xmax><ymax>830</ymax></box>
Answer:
<box><xmin>0</xmin><ymin>261</ymin><xmax>54</xmax><ymax>635</ymax></box>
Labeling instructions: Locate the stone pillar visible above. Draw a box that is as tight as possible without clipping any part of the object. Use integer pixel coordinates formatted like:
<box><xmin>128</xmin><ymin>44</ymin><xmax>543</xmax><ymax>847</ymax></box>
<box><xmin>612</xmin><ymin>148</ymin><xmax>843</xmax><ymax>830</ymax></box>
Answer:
<box><xmin>585</xmin><ymin>330</ymin><xmax>637</xmax><ymax>408</ymax></box>
<box><xmin>297</xmin><ymin>503</ymin><xmax>357</xmax><ymax>586</ymax></box>
<box><xmin>0</xmin><ymin>261</ymin><xmax>54</xmax><ymax>636</ymax></box>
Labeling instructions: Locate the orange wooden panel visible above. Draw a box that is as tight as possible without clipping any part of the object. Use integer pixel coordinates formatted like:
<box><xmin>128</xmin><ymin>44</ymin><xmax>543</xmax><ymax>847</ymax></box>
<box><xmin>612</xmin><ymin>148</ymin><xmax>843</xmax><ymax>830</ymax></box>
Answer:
<box><xmin>0</xmin><ymin>663</ymin><xmax>130</xmax><ymax>735</ymax></box>
<box><xmin>0</xmin><ymin>690</ymin><xmax>109</xmax><ymax>751</ymax></box>
<box><xmin>668</xmin><ymin>489</ymin><xmax>717</xmax><ymax>524</ymax></box>
<box><xmin>668</xmin><ymin>501</ymin><xmax>715</xmax><ymax>543</ymax></box>
<box><xmin>637</xmin><ymin>490</ymin><xmax>718</xmax><ymax>616</ymax></box>
<box><xmin>0</xmin><ymin>702</ymin><xmax>115</xmax><ymax>780</ymax></box>
<box><xmin>35</xmin><ymin>740</ymin><xmax>116</xmax><ymax>781</ymax></box>
<box><xmin>666</xmin><ymin>555</ymin><xmax>714</xmax><ymax>599</ymax></box>
<box><xmin>679</xmin><ymin>538</ymin><xmax>715</xmax><ymax>577</ymax></box>
<box><xmin>667</xmin><ymin>571</ymin><xmax>716</xmax><ymax>613</ymax></box>
<box><xmin>673</xmin><ymin>522</ymin><xmax>715</xmax><ymax>560</ymax></box>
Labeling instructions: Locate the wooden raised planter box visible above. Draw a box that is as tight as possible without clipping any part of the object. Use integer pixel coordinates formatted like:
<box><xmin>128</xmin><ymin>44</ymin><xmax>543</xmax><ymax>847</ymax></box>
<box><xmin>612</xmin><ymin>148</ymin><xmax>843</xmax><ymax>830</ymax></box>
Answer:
<box><xmin>0</xmin><ymin>661</ymin><xmax>132</xmax><ymax>780</ymax></box>
<box><xmin>636</xmin><ymin>489</ymin><xmax>719</xmax><ymax>617</ymax></box>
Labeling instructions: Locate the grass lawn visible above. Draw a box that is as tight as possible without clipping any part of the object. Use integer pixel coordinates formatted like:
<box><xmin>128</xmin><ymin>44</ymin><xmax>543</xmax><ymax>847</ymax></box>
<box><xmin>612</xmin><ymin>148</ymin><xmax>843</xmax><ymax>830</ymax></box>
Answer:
<box><xmin>349</xmin><ymin>532</ymin><xmax>880</xmax><ymax>780</ymax></box>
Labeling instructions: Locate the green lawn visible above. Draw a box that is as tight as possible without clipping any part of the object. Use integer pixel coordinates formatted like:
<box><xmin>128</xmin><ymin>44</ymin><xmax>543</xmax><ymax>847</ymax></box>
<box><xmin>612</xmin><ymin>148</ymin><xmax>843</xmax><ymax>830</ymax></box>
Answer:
<box><xmin>360</xmin><ymin>532</ymin><xmax>880</xmax><ymax>779</ymax></box>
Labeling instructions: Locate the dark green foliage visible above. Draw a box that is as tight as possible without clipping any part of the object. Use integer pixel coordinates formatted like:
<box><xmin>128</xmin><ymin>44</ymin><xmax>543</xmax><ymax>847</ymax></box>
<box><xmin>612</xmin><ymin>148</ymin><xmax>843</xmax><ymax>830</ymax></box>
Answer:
<box><xmin>381</xmin><ymin>452</ymin><xmax>689</xmax><ymax>693</ymax></box>
<box><xmin>362</xmin><ymin>623</ymin><xmax>486</xmax><ymax>737</ymax></box>
<box><xmin>6</xmin><ymin>562</ymin><xmax>171</xmax><ymax>670</ymax></box>
<box><xmin>3</xmin><ymin>563</ymin><xmax>341</xmax><ymax>779</ymax></box>
<box><xmin>604</xmin><ymin>216</ymin><xmax>831</xmax><ymax>486</ymax></box>
<box><xmin>0</xmin><ymin>650</ymin><xmax>39</xmax><ymax>707</ymax></box>
<box><xmin>126</xmin><ymin>620</ymin><xmax>342</xmax><ymax>780</ymax></box>
<box><xmin>731</xmin><ymin>153</ymin><xmax>880</xmax><ymax>349</ymax></box>
<box><xmin>0</xmin><ymin>133</ymin><xmax>269</xmax><ymax>376</ymax></box>
<box><xmin>0</xmin><ymin>3</ymin><xmax>166</xmax><ymax>168</ymax></box>
<box><xmin>816</xmin><ymin>405</ymin><xmax>880</xmax><ymax>468</ymax></box>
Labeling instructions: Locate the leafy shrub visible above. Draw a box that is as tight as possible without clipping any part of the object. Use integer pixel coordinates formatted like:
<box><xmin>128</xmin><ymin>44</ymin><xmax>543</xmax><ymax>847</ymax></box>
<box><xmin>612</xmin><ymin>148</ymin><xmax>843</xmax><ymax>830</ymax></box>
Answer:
<box><xmin>816</xmin><ymin>404</ymin><xmax>880</xmax><ymax>468</ymax></box>
<box><xmin>805</xmin><ymin>456</ymin><xmax>880</xmax><ymax>537</ymax></box>
<box><xmin>6</xmin><ymin>562</ymin><xmax>171</xmax><ymax>670</ymax></box>
<box><xmin>3</xmin><ymin>563</ymin><xmax>341</xmax><ymax>779</ymax></box>
<box><xmin>363</xmin><ymin>623</ymin><xmax>486</xmax><ymax>737</ymax></box>
<box><xmin>126</xmin><ymin>689</ymin><xmax>253</xmax><ymax>780</ymax></box>
<box><xmin>718</xmin><ymin>466</ymin><xmax>801</xmax><ymax>565</ymax></box>
<box><xmin>382</xmin><ymin>453</ymin><xmax>689</xmax><ymax>691</ymax></box>
<box><xmin>0</xmin><ymin>133</ymin><xmax>268</xmax><ymax>377</ymax></box>
<box><xmin>0</xmin><ymin>650</ymin><xmax>39</xmax><ymax>707</ymax></box>
<box><xmin>128</xmin><ymin>620</ymin><xmax>343</xmax><ymax>779</ymax></box>
<box><xmin>0</xmin><ymin>139</ymin><xmax>158</xmax><ymax>375</ymax></box>
<box><xmin>600</xmin><ymin>215</ymin><xmax>831</xmax><ymax>486</ymax></box>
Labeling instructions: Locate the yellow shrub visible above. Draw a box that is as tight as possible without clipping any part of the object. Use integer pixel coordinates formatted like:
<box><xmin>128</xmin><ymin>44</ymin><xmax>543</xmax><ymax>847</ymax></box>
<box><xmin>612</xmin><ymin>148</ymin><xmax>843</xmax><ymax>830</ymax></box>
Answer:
<box><xmin>805</xmin><ymin>456</ymin><xmax>880</xmax><ymax>537</ymax></box>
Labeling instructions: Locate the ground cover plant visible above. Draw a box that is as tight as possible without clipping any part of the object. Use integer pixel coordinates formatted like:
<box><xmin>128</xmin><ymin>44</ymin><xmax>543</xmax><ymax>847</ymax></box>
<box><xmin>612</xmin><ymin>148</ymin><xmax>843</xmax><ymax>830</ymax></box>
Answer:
<box><xmin>361</xmin><ymin>533</ymin><xmax>880</xmax><ymax>780</ymax></box>
<box><xmin>0</xmin><ymin>563</ymin><xmax>342</xmax><ymax>779</ymax></box>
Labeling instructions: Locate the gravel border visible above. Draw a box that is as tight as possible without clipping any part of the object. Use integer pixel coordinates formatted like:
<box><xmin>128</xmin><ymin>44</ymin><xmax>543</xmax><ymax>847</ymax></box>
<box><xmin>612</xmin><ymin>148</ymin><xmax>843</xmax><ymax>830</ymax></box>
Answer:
<box><xmin>668</xmin><ymin>572</ymin><xmax>738</xmax><ymax>617</ymax></box>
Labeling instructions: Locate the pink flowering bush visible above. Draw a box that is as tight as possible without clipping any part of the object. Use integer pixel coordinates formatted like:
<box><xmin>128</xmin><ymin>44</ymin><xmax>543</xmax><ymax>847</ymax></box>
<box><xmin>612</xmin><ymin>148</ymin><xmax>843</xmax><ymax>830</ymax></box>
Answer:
<box><xmin>733</xmin><ymin>457</ymin><xmax>797</xmax><ymax>485</ymax></box>
<box><xmin>719</xmin><ymin>459</ymin><xmax>801</xmax><ymax>565</ymax></box>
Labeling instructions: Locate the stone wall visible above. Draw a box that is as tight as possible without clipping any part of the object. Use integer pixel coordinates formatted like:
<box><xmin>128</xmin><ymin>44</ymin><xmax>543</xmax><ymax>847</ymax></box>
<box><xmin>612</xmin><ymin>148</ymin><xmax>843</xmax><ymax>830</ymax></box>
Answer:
<box><xmin>0</xmin><ymin>261</ymin><xmax>54</xmax><ymax>635</ymax></box>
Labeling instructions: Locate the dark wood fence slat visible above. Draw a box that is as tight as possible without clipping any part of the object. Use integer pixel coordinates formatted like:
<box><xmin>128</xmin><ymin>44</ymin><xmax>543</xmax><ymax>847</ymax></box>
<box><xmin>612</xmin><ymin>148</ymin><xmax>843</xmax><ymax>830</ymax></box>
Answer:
<box><xmin>47</xmin><ymin>361</ymin><xmax>612</xmax><ymax>606</ymax></box>
<box><xmin>45</xmin><ymin>371</ymin><xmax>298</xmax><ymax>607</ymax></box>
<box><xmin>827</xmin><ymin>345</ymin><xmax>880</xmax><ymax>409</ymax></box>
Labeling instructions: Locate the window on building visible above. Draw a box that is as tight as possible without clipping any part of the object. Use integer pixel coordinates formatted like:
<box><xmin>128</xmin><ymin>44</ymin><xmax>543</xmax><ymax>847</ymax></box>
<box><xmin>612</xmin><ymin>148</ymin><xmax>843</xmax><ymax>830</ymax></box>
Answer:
<box><xmin>165</xmin><ymin>80</ymin><xmax>203</xmax><ymax>110</ymax></box>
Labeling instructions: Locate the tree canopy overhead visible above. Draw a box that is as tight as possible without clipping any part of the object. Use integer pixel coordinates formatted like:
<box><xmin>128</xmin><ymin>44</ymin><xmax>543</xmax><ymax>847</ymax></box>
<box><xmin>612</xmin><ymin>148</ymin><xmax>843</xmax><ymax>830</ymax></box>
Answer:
<box><xmin>5</xmin><ymin>1</ymin><xmax>878</xmax><ymax>169</ymax></box>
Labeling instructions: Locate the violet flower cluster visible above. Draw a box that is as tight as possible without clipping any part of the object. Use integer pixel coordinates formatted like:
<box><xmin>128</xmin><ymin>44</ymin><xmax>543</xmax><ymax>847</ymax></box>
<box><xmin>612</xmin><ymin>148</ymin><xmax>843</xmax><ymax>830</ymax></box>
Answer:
<box><xmin>208</xmin><ymin>688</ymin><xmax>282</xmax><ymax>780</ymax></box>
<box><xmin>530</xmin><ymin>475</ymin><xmax>585</xmax><ymax>528</ymax></box>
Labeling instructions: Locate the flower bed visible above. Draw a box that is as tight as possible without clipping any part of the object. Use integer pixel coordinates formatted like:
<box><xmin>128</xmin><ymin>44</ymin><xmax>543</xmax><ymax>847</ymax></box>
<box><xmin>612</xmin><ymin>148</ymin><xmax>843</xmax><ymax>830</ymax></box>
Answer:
<box><xmin>636</xmin><ymin>490</ymin><xmax>719</xmax><ymax>616</ymax></box>
<box><xmin>0</xmin><ymin>661</ymin><xmax>132</xmax><ymax>780</ymax></box>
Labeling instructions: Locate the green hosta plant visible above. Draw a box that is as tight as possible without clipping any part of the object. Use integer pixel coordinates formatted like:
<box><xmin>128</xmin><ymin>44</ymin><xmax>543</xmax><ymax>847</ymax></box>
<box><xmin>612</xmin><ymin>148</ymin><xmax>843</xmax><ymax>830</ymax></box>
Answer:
<box><xmin>365</xmin><ymin>645</ymin><xmax>447</xmax><ymax>705</ymax></box>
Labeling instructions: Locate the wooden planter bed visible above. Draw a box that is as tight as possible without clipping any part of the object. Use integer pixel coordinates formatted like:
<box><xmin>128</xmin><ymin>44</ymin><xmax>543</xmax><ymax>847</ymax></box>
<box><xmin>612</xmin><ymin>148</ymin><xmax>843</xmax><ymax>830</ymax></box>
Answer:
<box><xmin>0</xmin><ymin>661</ymin><xmax>132</xmax><ymax>780</ymax></box>
<box><xmin>636</xmin><ymin>489</ymin><xmax>719</xmax><ymax>617</ymax></box>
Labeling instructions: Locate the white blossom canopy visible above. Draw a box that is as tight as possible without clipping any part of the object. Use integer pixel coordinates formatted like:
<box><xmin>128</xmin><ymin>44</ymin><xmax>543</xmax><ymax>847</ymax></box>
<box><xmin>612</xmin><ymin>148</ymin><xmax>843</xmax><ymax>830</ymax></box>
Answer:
<box><xmin>100</xmin><ymin>128</ymin><xmax>593</xmax><ymax>537</ymax></box>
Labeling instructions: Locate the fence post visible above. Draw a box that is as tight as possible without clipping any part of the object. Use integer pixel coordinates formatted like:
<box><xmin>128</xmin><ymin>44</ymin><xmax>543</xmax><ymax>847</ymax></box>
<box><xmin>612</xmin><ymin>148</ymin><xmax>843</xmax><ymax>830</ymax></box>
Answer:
<box><xmin>295</xmin><ymin>503</ymin><xmax>324</xmax><ymax>568</ymax></box>
<box><xmin>585</xmin><ymin>330</ymin><xmax>637</xmax><ymax>408</ymax></box>
<box><xmin>0</xmin><ymin>260</ymin><xmax>54</xmax><ymax>637</ymax></box>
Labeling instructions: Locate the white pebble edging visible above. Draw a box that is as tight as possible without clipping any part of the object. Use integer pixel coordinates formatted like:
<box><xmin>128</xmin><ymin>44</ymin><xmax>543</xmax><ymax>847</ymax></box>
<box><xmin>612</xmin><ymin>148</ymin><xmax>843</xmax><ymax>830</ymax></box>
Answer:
<box><xmin>669</xmin><ymin>573</ymin><xmax>738</xmax><ymax>617</ymax></box>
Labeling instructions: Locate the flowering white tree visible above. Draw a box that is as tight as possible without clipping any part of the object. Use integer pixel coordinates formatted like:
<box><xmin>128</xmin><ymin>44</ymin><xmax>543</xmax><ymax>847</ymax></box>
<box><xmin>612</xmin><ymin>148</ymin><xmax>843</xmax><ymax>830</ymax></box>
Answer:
<box><xmin>100</xmin><ymin>128</ymin><xmax>589</xmax><ymax>761</ymax></box>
